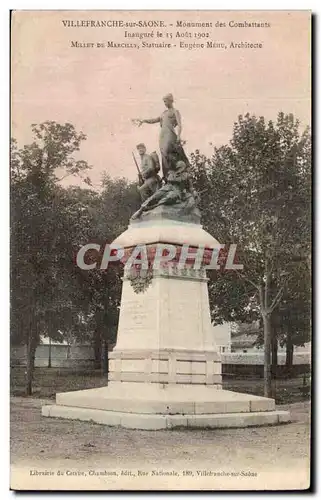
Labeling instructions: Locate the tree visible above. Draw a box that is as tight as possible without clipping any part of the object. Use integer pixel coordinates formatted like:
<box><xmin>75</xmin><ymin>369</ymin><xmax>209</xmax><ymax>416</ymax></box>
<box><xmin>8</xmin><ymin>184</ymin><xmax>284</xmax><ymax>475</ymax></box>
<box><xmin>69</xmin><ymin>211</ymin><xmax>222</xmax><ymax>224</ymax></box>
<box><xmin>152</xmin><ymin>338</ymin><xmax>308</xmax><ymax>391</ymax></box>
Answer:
<box><xmin>11</xmin><ymin>124</ymin><xmax>141</xmax><ymax>390</ymax></box>
<box><xmin>273</xmin><ymin>263</ymin><xmax>310</xmax><ymax>372</ymax></box>
<box><xmin>11</xmin><ymin>122</ymin><xmax>91</xmax><ymax>394</ymax></box>
<box><xmin>69</xmin><ymin>175</ymin><xmax>140</xmax><ymax>369</ymax></box>
<box><xmin>190</xmin><ymin>112</ymin><xmax>311</xmax><ymax>397</ymax></box>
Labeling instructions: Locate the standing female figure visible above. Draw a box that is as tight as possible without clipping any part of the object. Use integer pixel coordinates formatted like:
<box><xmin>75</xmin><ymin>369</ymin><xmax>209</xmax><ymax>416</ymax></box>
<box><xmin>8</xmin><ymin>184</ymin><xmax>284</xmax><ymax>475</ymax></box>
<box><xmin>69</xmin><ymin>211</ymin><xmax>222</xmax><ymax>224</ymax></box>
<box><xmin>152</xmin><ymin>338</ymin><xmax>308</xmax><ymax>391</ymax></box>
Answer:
<box><xmin>133</xmin><ymin>93</ymin><xmax>189</xmax><ymax>179</ymax></box>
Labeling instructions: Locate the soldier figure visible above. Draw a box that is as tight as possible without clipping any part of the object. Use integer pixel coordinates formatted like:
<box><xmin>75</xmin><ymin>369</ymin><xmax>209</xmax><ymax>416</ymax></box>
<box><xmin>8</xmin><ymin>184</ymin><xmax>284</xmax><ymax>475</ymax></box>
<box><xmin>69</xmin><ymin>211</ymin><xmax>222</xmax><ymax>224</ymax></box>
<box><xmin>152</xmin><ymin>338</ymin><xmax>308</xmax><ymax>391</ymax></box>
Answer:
<box><xmin>131</xmin><ymin>160</ymin><xmax>198</xmax><ymax>220</ymax></box>
<box><xmin>136</xmin><ymin>143</ymin><xmax>161</xmax><ymax>202</ymax></box>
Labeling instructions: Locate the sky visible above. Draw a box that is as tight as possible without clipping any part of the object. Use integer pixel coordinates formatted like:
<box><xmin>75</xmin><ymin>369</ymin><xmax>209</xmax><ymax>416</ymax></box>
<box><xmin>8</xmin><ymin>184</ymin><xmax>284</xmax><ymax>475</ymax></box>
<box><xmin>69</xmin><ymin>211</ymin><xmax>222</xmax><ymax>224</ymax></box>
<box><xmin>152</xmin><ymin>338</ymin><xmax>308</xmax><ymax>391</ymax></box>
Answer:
<box><xmin>11</xmin><ymin>10</ymin><xmax>311</xmax><ymax>187</ymax></box>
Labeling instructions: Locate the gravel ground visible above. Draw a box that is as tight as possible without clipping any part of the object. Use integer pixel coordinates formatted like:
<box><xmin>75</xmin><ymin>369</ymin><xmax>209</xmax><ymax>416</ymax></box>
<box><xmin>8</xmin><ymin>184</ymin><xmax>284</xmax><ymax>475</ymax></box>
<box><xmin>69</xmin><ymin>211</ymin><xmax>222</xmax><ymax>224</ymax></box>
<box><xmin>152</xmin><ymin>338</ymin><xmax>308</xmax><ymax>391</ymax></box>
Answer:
<box><xmin>10</xmin><ymin>397</ymin><xmax>311</xmax><ymax>491</ymax></box>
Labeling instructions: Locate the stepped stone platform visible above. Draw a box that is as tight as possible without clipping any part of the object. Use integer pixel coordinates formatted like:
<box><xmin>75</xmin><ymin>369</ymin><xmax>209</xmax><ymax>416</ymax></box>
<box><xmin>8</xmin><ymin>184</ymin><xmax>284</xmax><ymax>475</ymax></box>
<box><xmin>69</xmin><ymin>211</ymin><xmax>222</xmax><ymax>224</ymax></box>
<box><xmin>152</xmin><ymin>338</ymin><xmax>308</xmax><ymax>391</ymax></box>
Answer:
<box><xmin>42</xmin><ymin>382</ymin><xmax>290</xmax><ymax>430</ymax></box>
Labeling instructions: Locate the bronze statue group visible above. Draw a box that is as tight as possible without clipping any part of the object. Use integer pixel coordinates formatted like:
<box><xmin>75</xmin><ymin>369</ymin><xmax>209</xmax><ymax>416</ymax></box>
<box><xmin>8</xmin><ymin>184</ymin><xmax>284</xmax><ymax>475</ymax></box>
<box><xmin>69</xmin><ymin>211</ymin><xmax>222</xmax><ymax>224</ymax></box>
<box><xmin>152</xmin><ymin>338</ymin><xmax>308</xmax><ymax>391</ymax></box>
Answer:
<box><xmin>131</xmin><ymin>93</ymin><xmax>198</xmax><ymax>220</ymax></box>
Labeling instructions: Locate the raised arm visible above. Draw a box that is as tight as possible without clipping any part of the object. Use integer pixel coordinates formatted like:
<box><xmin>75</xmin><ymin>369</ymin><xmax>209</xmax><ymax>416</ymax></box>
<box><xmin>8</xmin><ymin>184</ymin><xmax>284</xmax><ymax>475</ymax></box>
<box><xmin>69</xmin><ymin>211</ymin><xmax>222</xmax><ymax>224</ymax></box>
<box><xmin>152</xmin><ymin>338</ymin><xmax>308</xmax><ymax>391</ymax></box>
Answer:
<box><xmin>143</xmin><ymin>117</ymin><xmax>161</xmax><ymax>124</ymax></box>
<box><xmin>132</xmin><ymin>117</ymin><xmax>160</xmax><ymax>127</ymax></box>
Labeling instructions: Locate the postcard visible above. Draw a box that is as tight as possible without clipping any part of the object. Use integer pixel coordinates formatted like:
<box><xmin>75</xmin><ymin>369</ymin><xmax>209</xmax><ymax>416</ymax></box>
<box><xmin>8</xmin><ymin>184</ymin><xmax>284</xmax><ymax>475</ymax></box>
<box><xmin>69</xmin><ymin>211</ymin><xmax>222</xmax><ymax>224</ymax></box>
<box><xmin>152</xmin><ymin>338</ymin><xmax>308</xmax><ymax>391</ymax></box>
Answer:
<box><xmin>10</xmin><ymin>10</ymin><xmax>311</xmax><ymax>491</ymax></box>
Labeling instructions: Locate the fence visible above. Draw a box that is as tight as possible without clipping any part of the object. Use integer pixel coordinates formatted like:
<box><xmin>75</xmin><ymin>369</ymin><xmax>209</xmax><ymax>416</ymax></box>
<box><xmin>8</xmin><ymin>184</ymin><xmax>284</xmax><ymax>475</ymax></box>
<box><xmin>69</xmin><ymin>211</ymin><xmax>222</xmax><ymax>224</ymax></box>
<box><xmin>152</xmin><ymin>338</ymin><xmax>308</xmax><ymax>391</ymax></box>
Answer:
<box><xmin>11</xmin><ymin>344</ymin><xmax>311</xmax><ymax>375</ymax></box>
<box><xmin>11</xmin><ymin>345</ymin><xmax>97</xmax><ymax>369</ymax></box>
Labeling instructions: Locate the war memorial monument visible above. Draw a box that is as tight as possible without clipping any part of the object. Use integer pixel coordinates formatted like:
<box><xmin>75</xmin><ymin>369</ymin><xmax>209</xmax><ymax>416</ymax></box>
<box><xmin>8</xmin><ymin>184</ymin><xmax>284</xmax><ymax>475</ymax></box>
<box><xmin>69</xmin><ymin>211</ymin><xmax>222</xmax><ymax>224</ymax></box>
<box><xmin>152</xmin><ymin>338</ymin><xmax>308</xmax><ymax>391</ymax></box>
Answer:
<box><xmin>42</xmin><ymin>94</ymin><xmax>290</xmax><ymax>429</ymax></box>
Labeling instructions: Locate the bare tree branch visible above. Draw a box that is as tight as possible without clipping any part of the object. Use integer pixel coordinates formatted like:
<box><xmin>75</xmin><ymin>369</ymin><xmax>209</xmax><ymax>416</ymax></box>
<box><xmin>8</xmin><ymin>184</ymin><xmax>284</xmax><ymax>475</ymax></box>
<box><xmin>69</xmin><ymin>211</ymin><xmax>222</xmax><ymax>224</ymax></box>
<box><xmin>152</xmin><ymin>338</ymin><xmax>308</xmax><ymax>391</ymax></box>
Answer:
<box><xmin>235</xmin><ymin>270</ymin><xmax>260</xmax><ymax>291</ymax></box>
<box><xmin>268</xmin><ymin>281</ymin><xmax>287</xmax><ymax>314</ymax></box>
<box><xmin>56</xmin><ymin>173</ymin><xmax>72</xmax><ymax>182</ymax></box>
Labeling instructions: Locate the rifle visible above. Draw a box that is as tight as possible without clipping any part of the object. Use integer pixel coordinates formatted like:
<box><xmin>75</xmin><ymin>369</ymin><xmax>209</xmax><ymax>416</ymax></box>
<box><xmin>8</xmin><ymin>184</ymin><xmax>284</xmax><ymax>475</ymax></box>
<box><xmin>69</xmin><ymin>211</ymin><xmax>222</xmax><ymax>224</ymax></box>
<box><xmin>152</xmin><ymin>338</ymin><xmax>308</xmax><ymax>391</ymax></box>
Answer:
<box><xmin>132</xmin><ymin>152</ymin><xmax>144</xmax><ymax>186</ymax></box>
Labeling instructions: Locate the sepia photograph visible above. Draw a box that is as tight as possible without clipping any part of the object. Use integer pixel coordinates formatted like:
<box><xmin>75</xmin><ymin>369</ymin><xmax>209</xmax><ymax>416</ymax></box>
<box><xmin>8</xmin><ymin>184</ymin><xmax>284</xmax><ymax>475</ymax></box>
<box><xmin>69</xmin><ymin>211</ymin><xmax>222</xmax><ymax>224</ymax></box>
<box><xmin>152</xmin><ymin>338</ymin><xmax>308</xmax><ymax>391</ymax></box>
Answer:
<box><xmin>10</xmin><ymin>9</ymin><xmax>311</xmax><ymax>491</ymax></box>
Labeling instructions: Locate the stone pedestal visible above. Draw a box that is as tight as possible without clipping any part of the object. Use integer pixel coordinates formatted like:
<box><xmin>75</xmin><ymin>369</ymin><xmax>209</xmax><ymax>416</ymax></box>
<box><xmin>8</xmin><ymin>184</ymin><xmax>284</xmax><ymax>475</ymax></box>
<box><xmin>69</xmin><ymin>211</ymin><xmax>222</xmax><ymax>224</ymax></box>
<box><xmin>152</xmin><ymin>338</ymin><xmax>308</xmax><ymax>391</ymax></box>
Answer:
<box><xmin>110</xmin><ymin>272</ymin><xmax>221</xmax><ymax>386</ymax></box>
<box><xmin>42</xmin><ymin>215</ymin><xmax>290</xmax><ymax>429</ymax></box>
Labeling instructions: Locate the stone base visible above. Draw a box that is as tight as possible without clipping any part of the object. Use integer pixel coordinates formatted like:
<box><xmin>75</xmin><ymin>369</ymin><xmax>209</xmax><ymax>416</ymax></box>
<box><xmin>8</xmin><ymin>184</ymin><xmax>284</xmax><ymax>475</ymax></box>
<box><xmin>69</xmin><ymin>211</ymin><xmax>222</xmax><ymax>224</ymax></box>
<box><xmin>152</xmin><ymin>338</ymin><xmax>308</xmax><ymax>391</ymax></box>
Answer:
<box><xmin>113</xmin><ymin>216</ymin><xmax>219</xmax><ymax>250</ymax></box>
<box><xmin>129</xmin><ymin>204</ymin><xmax>202</xmax><ymax>225</ymax></box>
<box><xmin>109</xmin><ymin>349</ymin><xmax>222</xmax><ymax>386</ymax></box>
<box><xmin>42</xmin><ymin>384</ymin><xmax>291</xmax><ymax>430</ymax></box>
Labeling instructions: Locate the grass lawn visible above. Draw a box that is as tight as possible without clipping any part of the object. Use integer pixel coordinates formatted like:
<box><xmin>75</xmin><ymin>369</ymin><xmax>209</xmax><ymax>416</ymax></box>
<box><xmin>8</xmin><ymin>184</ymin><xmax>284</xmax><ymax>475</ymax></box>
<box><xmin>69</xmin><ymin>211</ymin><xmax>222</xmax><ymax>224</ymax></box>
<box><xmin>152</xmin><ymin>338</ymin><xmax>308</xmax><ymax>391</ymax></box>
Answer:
<box><xmin>10</xmin><ymin>366</ymin><xmax>311</xmax><ymax>404</ymax></box>
<box><xmin>223</xmin><ymin>375</ymin><xmax>311</xmax><ymax>404</ymax></box>
<box><xmin>10</xmin><ymin>366</ymin><xmax>108</xmax><ymax>399</ymax></box>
